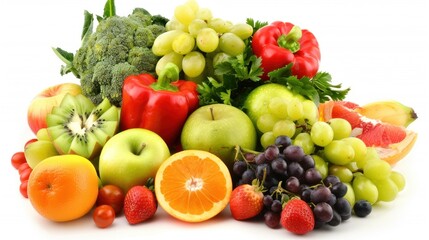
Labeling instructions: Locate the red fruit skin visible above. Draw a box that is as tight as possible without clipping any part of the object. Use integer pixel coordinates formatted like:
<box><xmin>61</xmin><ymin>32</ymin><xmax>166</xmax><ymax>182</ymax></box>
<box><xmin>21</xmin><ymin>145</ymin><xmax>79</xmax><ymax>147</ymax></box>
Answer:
<box><xmin>229</xmin><ymin>184</ymin><xmax>264</xmax><ymax>220</ymax></box>
<box><xmin>280</xmin><ymin>199</ymin><xmax>315</xmax><ymax>235</ymax></box>
<box><xmin>20</xmin><ymin>180</ymin><xmax>29</xmax><ymax>198</ymax></box>
<box><xmin>11</xmin><ymin>152</ymin><xmax>27</xmax><ymax>170</ymax></box>
<box><xmin>123</xmin><ymin>186</ymin><xmax>157</xmax><ymax>225</ymax></box>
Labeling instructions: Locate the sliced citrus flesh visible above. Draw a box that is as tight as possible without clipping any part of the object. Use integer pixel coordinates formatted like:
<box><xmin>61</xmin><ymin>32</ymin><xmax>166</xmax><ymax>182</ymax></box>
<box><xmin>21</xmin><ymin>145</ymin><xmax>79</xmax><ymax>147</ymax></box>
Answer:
<box><xmin>154</xmin><ymin>150</ymin><xmax>232</xmax><ymax>222</ymax></box>
<box><xmin>319</xmin><ymin>101</ymin><xmax>417</xmax><ymax>165</ymax></box>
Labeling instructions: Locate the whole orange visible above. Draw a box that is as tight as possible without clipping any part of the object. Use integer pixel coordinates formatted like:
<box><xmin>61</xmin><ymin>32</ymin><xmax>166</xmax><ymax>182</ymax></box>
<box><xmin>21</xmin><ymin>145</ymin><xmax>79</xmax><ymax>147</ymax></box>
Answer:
<box><xmin>27</xmin><ymin>154</ymin><xmax>99</xmax><ymax>222</ymax></box>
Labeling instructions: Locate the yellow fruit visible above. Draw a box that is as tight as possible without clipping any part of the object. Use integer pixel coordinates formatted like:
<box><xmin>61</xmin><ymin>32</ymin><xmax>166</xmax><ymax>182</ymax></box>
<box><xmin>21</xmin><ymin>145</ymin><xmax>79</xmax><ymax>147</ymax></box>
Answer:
<box><xmin>27</xmin><ymin>154</ymin><xmax>99</xmax><ymax>222</ymax></box>
<box><xmin>356</xmin><ymin>100</ymin><xmax>417</xmax><ymax>127</ymax></box>
<box><xmin>154</xmin><ymin>150</ymin><xmax>232</xmax><ymax>223</ymax></box>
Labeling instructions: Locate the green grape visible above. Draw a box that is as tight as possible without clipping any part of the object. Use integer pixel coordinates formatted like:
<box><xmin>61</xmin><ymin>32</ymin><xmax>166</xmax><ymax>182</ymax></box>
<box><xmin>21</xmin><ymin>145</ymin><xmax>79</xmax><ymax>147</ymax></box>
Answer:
<box><xmin>345</xmin><ymin>161</ymin><xmax>359</xmax><ymax>173</ymax></box>
<box><xmin>324</xmin><ymin>140</ymin><xmax>355</xmax><ymax>165</ymax></box>
<box><xmin>293</xmin><ymin>132</ymin><xmax>315</xmax><ymax>155</ymax></box>
<box><xmin>373</xmin><ymin>178</ymin><xmax>398</xmax><ymax>202</ymax></box>
<box><xmin>185</xmin><ymin>0</ymin><xmax>199</xmax><ymax>12</ymax></box>
<box><xmin>260</xmin><ymin>131</ymin><xmax>276</xmax><ymax>149</ymax></box>
<box><xmin>353</xmin><ymin>174</ymin><xmax>378</xmax><ymax>205</ymax></box>
<box><xmin>182</xmin><ymin>51</ymin><xmax>206</xmax><ymax>77</ymax></box>
<box><xmin>208</xmin><ymin>18</ymin><xmax>231</xmax><ymax>33</ymax></box>
<box><xmin>152</xmin><ymin>30</ymin><xmax>184</xmax><ymax>56</ymax></box>
<box><xmin>312</xmin><ymin>155</ymin><xmax>328</xmax><ymax>179</ymax></box>
<box><xmin>343</xmin><ymin>182</ymin><xmax>355</xmax><ymax>207</ymax></box>
<box><xmin>172</xmin><ymin>32</ymin><xmax>195</xmax><ymax>55</ymax></box>
<box><xmin>219</xmin><ymin>33</ymin><xmax>245</xmax><ymax>56</ymax></box>
<box><xmin>196</xmin><ymin>28</ymin><xmax>219</xmax><ymax>53</ymax></box>
<box><xmin>287</xmin><ymin>98</ymin><xmax>304</xmax><ymax>121</ymax></box>
<box><xmin>228</xmin><ymin>23</ymin><xmax>254</xmax><ymax>40</ymax></box>
<box><xmin>165</xmin><ymin>19</ymin><xmax>187</xmax><ymax>31</ymax></box>
<box><xmin>310</xmin><ymin>121</ymin><xmax>334</xmax><ymax>147</ymax></box>
<box><xmin>302</xmin><ymin>99</ymin><xmax>319</xmax><ymax>125</ymax></box>
<box><xmin>328</xmin><ymin>118</ymin><xmax>352</xmax><ymax>140</ymax></box>
<box><xmin>390</xmin><ymin>171</ymin><xmax>406</xmax><ymax>191</ymax></box>
<box><xmin>356</xmin><ymin>147</ymin><xmax>379</xmax><ymax>169</ymax></box>
<box><xmin>268</xmin><ymin>97</ymin><xmax>288</xmax><ymax>119</ymax></box>
<box><xmin>272</xmin><ymin>119</ymin><xmax>296</xmax><ymax>139</ymax></box>
<box><xmin>195</xmin><ymin>7</ymin><xmax>212</xmax><ymax>22</ymax></box>
<box><xmin>174</xmin><ymin>4</ymin><xmax>196</xmax><ymax>26</ymax></box>
<box><xmin>342</xmin><ymin>137</ymin><xmax>367</xmax><ymax>166</ymax></box>
<box><xmin>188</xmin><ymin>19</ymin><xmax>208</xmax><ymax>37</ymax></box>
<box><xmin>155</xmin><ymin>52</ymin><xmax>184</xmax><ymax>76</ymax></box>
<box><xmin>328</xmin><ymin>165</ymin><xmax>353</xmax><ymax>183</ymax></box>
<box><xmin>363</xmin><ymin>158</ymin><xmax>391</xmax><ymax>181</ymax></box>
<box><xmin>256</xmin><ymin>113</ymin><xmax>278</xmax><ymax>133</ymax></box>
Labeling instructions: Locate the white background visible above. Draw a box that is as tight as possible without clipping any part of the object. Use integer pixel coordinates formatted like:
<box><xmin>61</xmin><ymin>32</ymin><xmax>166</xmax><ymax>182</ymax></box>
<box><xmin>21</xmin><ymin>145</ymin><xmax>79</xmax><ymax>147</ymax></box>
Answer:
<box><xmin>1</xmin><ymin>0</ymin><xmax>428</xmax><ymax>239</ymax></box>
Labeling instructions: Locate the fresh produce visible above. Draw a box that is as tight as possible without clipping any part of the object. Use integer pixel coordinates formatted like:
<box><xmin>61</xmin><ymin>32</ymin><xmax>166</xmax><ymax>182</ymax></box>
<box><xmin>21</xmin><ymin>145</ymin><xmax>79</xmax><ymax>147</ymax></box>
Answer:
<box><xmin>180</xmin><ymin>103</ymin><xmax>257</xmax><ymax>169</ymax></box>
<box><xmin>46</xmin><ymin>93</ymin><xmax>120</xmax><ymax>162</ymax></box>
<box><xmin>151</xmin><ymin>0</ymin><xmax>252</xmax><ymax>80</ymax></box>
<box><xmin>123</xmin><ymin>185</ymin><xmax>157</xmax><ymax>224</ymax></box>
<box><xmin>252</xmin><ymin>21</ymin><xmax>320</xmax><ymax>80</ymax></box>
<box><xmin>355</xmin><ymin>100</ymin><xmax>417</xmax><ymax>127</ymax></box>
<box><xmin>229</xmin><ymin>179</ymin><xmax>265</xmax><ymax>220</ymax></box>
<box><xmin>24</xmin><ymin>140</ymin><xmax>58</xmax><ymax>169</ymax></box>
<box><xmin>120</xmin><ymin>63</ymin><xmax>199</xmax><ymax>147</ymax></box>
<box><xmin>27</xmin><ymin>83</ymin><xmax>82</xmax><ymax>135</ymax></box>
<box><xmin>319</xmin><ymin>100</ymin><xmax>417</xmax><ymax>164</ymax></box>
<box><xmin>92</xmin><ymin>205</ymin><xmax>116</xmax><ymax>228</ymax></box>
<box><xmin>8</xmin><ymin>0</ymin><xmax>420</xmax><ymax>235</ymax></box>
<box><xmin>27</xmin><ymin>155</ymin><xmax>99</xmax><ymax>222</ymax></box>
<box><xmin>96</xmin><ymin>184</ymin><xmax>126</xmax><ymax>215</ymax></box>
<box><xmin>98</xmin><ymin>128</ymin><xmax>170</xmax><ymax>193</ymax></box>
<box><xmin>280</xmin><ymin>198</ymin><xmax>315</xmax><ymax>235</ymax></box>
<box><xmin>53</xmin><ymin>0</ymin><xmax>169</xmax><ymax>106</ymax></box>
<box><xmin>154</xmin><ymin>150</ymin><xmax>232</xmax><ymax>223</ymax></box>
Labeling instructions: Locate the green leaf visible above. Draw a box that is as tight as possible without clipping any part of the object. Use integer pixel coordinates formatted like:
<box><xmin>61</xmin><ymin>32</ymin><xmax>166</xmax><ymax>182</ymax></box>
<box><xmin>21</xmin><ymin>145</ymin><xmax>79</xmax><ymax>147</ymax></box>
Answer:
<box><xmin>52</xmin><ymin>47</ymin><xmax>73</xmax><ymax>64</ymax></box>
<box><xmin>103</xmin><ymin>0</ymin><xmax>116</xmax><ymax>18</ymax></box>
<box><xmin>81</xmin><ymin>10</ymin><xmax>94</xmax><ymax>42</ymax></box>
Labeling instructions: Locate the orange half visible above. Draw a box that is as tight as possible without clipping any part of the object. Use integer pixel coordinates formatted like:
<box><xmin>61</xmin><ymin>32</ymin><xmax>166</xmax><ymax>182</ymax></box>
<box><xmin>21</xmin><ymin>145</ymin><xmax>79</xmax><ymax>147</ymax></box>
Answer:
<box><xmin>154</xmin><ymin>150</ymin><xmax>232</xmax><ymax>223</ymax></box>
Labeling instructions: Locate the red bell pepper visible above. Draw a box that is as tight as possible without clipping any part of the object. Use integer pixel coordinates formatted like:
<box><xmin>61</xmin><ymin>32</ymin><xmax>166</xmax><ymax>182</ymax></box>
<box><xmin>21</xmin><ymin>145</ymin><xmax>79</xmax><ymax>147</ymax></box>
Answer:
<box><xmin>252</xmin><ymin>21</ymin><xmax>321</xmax><ymax>80</ymax></box>
<box><xmin>120</xmin><ymin>63</ymin><xmax>199</xmax><ymax>147</ymax></box>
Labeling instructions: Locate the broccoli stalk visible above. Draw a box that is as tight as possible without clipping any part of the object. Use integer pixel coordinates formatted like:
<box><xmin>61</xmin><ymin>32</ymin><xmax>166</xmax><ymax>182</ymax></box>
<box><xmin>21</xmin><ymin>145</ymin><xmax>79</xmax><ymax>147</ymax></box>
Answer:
<box><xmin>53</xmin><ymin>0</ymin><xmax>168</xmax><ymax>107</ymax></box>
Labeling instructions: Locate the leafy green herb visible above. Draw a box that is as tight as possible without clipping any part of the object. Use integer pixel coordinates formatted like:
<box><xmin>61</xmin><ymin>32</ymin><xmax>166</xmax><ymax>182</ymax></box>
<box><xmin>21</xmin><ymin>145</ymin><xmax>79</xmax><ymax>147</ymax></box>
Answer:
<box><xmin>246</xmin><ymin>18</ymin><xmax>268</xmax><ymax>34</ymax></box>
<box><xmin>268</xmin><ymin>65</ymin><xmax>350</xmax><ymax>105</ymax></box>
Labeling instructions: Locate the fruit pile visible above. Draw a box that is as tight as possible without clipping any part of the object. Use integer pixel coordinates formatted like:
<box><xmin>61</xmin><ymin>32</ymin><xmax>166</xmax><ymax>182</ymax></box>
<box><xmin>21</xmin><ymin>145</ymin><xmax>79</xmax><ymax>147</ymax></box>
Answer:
<box><xmin>10</xmin><ymin>0</ymin><xmax>418</xmax><ymax>236</ymax></box>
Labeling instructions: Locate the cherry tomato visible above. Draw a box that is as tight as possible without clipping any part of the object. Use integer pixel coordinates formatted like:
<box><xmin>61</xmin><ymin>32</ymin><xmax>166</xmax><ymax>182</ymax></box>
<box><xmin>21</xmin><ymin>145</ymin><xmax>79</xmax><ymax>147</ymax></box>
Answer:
<box><xmin>93</xmin><ymin>205</ymin><xmax>115</xmax><ymax>228</ymax></box>
<box><xmin>20</xmin><ymin>168</ymin><xmax>32</xmax><ymax>182</ymax></box>
<box><xmin>97</xmin><ymin>185</ymin><xmax>125</xmax><ymax>215</ymax></box>
<box><xmin>18</xmin><ymin>163</ymin><xmax>30</xmax><ymax>175</ymax></box>
<box><xmin>20</xmin><ymin>180</ymin><xmax>29</xmax><ymax>198</ymax></box>
<box><xmin>11</xmin><ymin>152</ymin><xmax>27</xmax><ymax>170</ymax></box>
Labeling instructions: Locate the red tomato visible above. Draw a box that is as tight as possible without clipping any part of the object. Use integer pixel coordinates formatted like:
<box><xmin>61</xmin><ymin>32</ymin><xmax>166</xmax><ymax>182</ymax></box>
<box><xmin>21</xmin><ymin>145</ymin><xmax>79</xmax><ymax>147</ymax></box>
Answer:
<box><xmin>20</xmin><ymin>180</ymin><xmax>28</xmax><ymax>198</ymax></box>
<box><xmin>20</xmin><ymin>168</ymin><xmax>32</xmax><ymax>182</ymax></box>
<box><xmin>11</xmin><ymin>152</ymin><xmax>27</xmax><ymax>170</ymax></box>
<box><xmin>18</xmin><ymin>163</ymin><xmax>30</xmax><ymax>175</ymax></box>
<box><xmin>93</xmin><ymin>205</ymin><xmax>115</xmax><ymax>228</ymax></box>
<box><xmin>97</xmin><ymin>185</ymin><xmax>125</xmax><ymax>215</ymax></box>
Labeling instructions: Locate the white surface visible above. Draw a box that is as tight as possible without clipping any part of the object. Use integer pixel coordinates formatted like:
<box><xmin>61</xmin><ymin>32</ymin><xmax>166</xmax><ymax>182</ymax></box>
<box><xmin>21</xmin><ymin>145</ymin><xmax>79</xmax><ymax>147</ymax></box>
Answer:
<box><xmin>1</xmin><ymin>0</ymin><xmax>428</xmax><ymax>239</ymax></box>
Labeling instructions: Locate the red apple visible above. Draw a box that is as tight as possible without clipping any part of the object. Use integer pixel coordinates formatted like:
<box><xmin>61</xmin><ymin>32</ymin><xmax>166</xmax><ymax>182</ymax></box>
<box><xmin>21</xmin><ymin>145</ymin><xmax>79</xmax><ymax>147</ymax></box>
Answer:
<box><xmin>27</xmin><ymin>83</ymin><xmax>81</xmax><ymax>135</ymax></box>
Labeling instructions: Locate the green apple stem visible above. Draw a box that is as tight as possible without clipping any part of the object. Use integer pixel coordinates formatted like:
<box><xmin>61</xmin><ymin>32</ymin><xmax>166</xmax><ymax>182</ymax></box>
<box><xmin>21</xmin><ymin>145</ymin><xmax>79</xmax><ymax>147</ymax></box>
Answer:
<box><xmin>134</xmin><ymin>143</ymin><xmax>147</xmax><ymax>155</ymax></box>
<box><xmin>210</xmin><ymin>107</ymin><xmax>215</xmax><ymax>120</ymax></box>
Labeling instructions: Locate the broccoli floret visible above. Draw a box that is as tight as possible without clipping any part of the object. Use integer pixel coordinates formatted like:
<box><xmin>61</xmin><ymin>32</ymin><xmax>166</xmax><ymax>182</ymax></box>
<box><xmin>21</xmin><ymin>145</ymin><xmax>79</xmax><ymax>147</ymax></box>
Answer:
<box><xmin>61</xmin><ymin>6</ymin><xmax>167</xmax><ymax>107</ymax></box>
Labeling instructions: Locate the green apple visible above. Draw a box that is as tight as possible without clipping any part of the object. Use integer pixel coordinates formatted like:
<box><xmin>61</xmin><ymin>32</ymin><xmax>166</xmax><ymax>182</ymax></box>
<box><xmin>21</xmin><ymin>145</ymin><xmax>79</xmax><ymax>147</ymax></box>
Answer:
<box><xmin>243</xmin><ymin>83</ymin><xmax>303</xmax><ymax>126</ymax></box>
<box><xmin>98</xmin><ymin>128</ymin><xmax>170</xmax><ymax>193</ymax></box>
<box><xmin>24</xmin><ymin>140</ymin><xmax>59</xmax><ymax>169</ymax></box>
<box><xmin>180</xmin><ymin>103</ymin><xmax>257</xmax><ymax>169</ymax></box>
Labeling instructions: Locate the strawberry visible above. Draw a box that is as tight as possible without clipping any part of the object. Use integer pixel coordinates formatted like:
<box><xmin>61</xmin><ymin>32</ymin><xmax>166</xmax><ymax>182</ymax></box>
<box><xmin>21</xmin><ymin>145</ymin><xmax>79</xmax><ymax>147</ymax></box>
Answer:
<box><xmin>280</xmin><ymin>198</ymin><xmax>315</xmax><ymax>235</ymax></box>
<box><xmin>229</xmin><ymin>180</ymin><xmax>264</xmax><ymax>220</ymax></box>
<box><xmin>123</xmin><ymin>185</ymin><xmax>157</xmax><ymax>225</ymax></box>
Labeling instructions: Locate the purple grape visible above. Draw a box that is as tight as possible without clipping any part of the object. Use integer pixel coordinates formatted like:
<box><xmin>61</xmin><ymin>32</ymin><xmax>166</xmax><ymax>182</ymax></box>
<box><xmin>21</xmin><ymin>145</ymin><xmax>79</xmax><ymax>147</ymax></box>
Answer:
<box><xmin>334</xmin><ymin>197</ymin><xmax>352</xmax><ymax>221</ymax></box>
<box><xmin>264</xmin><ymin>211</ymin><xmax>281</xmax><ymax>229</ymax></box>
<box><xmin>300</xmin><ymin>154</ymin><xmax>315</xmax><ymax>170</ymax></box>
<box><xmin>271</xmin><ymin>199</ymin><xmax>283</xmax><ymax>213</ymax></box>
<box><xmin>287</xmin><ymin>162</ymin><xmax>304</xmax><ymax>179</ymax></box>
<box><xmin>331</xmin><ymin>182</ymin><xmax>348</xmax><ymax>198</ymax></box>
<box><xmin>274</xmin><ymin>135</ymin><xmax>292</xmax><ymax>150</ymax></box>
<box><xmin>241</xmin><ymin>169</ymin><xmax>256</xmax><ymax>184</ymax></box>
<box><xmin>310</xmin><ymin>185</ymin><xmax>332</xmax><ymax>203</ymax></box>
<box><xmin>263</xmin><ymin>195</ymin><xmax>274</xmax><ymax>208</ymax></box>
<box><xmin>264</xmin><ymin>145</ymin><xmax>280</xmax><ymax>162</ymax></box>
<box><xmin>304</xmin><ymin>167</ymin><xmax>322</xmax><ymax>185</ymax></box>
<box><xmin>232</xmin><ymin>160</ymin><xmax>247</xmax><ymax>176</ymax></box>
<box><xmin>327</xmin><ymin>210</ymin><xmax>342</xmax><ymax>226</ymax></box>
<box><xmin>271</xmin><ymin>158</ymin><xmax>287</xmax><ymax>175</ymax></box>
<box><xmin>283</xmin><ymin>145</ymin><xmax>305</xmax><ymax>162</ymax></box>
<box><xmin>353</xmin><ymin>200</ymin><xmax>372</xmax><ymax>218</ymax></box>
<box><xmin>285</xmin><ymin>176</ymin><xmax>300</xmax><ymax>193</ymax></box>
<box><xmin>313</xmin><ymin>202</ymin><xmax>334</xmax><ymax>223</ymax></box>
<box><xmin>254</xmin><ymin>153</ymin><xmax>267</xmax><ymax>165</ymax></box>
<box><xmin>323</xmin><ymin>175</ymin><xmax>341</xmax><ymax>187</ymax></box>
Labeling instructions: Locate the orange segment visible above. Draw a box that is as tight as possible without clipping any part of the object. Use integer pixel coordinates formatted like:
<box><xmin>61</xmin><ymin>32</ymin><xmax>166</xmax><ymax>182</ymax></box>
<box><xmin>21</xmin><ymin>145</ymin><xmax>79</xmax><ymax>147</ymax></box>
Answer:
<box><xmin>376</xmin><ymin>130</ymin><xmax>417</xmax><ymax>165</ymax></box>
<box><xmin>154</xmin><ymin>150</ymin><xmax>232</xmax><ymax>222</ymax></box>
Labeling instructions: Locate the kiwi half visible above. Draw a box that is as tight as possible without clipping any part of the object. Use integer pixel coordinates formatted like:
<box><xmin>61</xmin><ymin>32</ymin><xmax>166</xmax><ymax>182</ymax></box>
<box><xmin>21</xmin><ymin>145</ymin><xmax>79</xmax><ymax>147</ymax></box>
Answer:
<box><xmin>46</xmin><ymin>93</ymin><xmax>120</xmax><ymax>161</ymax></box>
